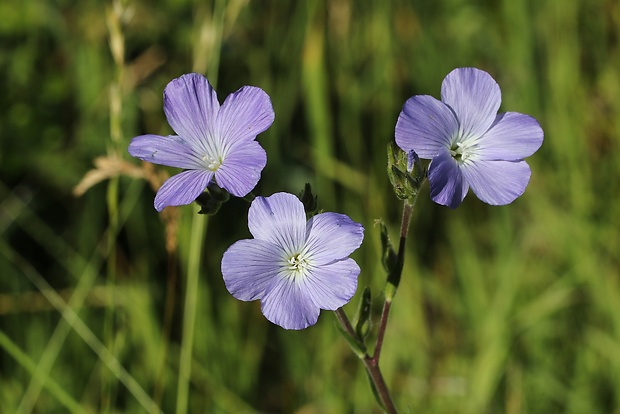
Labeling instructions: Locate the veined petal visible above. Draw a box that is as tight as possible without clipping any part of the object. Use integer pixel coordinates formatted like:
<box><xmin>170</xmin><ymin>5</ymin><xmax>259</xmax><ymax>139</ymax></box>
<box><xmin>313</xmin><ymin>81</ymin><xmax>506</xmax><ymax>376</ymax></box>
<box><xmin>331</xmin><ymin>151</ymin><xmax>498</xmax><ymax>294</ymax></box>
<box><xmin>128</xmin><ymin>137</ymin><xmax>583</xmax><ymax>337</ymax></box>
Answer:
<box><xmin>248</xmin><ymin>193</ymin><xmax>306</xmax><ymax>253</ymax></box>
<box><xmin>163</xmin><ymin>73</ymin><xmax>220</xmax><ymax>151</ymax></box>
<box><xmin>461</xmin><ymin>159</ymin><xmax>531</xmax><ymax>205</ymax></box>
<box><xmin>128</xmin><ymin>134</ymin><xmax>203</xmax><ymax>169</ymax></box>
<box><xmin>395</xmin><ymin>95</ymin><xmax>458</xmax><ymax>158</ymax></box>
<box><xmin>304</xmin><ymin>213</ymin><xmax>364</xmax><ymax>264</ymax></box>
<box><xmin>303</xmin><ymin>258</ymin><xmax>359</xmax><ymax>310</ymax></box>
<box><xmin>261</xmin><ymin>276</ymin><xmax>320</xmax><ymax>330</ymax></box>
<box><xmin>217</xmin><ymin>86</ymin><xmax>275</xmax><ymax>143</ymax></box>
<box><xmin>428</xmin><ymin>147</ymin><xmax>469</xmax><ymax>209</ymax></box>
<box><xmin>221</xmin><ymin>239</ymin><xmax>283</xmax><ymax>301</ymax></box>
<box><xmin>477</xmin><ymin>112</ymin><xmax>544</xmax><ymax>161</ymax></box>
<box><xmin>215</xmin><ymin>140</ymin><xmax>267</xmax><ymax>197</ymax></box>
<box><xmin>441</xmin><ymin>68</ymin><xmax>501</xmax><ymax>139</ymax></box>
<box><xmin>154</xmin><ymin>169</ymin><xmax>213</xmax><ymax>211</ymax></box>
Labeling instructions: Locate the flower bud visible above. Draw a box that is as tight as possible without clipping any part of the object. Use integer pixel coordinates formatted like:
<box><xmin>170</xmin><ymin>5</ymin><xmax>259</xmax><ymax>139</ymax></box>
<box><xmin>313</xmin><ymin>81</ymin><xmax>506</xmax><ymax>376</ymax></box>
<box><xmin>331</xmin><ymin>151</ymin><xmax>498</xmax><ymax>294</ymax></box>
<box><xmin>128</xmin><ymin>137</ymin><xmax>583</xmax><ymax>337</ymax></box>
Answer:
<box><xmin>387</xmin><ymin>142</ymin><xmax>426</xmax><ymax>202</ymax></box>
<box><xmin>195</xmin><ymin>183</ymin><xmax>231</xmax><ymax>215</ymax></box>
<box><xmin>298</xmin><ymin>183</ymin><xmax>319</xmax><ymax>216</ymax></box>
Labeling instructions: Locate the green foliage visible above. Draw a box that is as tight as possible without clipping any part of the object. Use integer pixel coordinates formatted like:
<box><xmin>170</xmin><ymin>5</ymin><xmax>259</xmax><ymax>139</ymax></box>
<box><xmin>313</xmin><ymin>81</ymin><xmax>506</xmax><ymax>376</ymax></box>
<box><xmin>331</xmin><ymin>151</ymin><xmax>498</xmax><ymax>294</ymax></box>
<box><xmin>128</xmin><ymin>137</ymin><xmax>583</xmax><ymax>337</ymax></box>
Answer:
<box><xmin>1</xmin><ymin>0</ymin><xmax>619</xmax><ymax>412</ymax></box>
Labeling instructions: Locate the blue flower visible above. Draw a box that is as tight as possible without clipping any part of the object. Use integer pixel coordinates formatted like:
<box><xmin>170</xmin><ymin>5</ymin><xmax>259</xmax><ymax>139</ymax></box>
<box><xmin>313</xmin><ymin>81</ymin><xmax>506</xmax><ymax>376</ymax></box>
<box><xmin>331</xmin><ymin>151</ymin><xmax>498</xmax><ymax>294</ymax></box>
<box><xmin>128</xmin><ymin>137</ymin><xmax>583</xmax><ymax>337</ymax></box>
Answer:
<box><xmin>221</xmin><ymin>192</ymin><xmax>364</xmax><ymax>330</ymax></box>
<box><xmin>395</xmin><ymin>67</ymin><xmax>544</xmax><ymax>209</ymax></box>
<box><xmin>128</xmin><ymin>73</ymin><xmax>274</xmax><ymax>211</ymax></box>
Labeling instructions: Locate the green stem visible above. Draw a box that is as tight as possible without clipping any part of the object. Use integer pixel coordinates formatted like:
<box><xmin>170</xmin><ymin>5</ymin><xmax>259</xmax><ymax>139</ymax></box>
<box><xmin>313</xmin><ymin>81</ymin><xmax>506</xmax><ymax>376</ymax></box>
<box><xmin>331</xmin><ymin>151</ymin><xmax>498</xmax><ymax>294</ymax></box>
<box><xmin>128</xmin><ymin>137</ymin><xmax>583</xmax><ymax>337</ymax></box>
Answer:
<box><xmin>385</xmin><ymin>197</ymin><xmax>416</xmax><ymax>298</ymax></box>
<box><xmin>335</xmin><ymin>308</ymin><xmax>397</xmax><ymax>413</ymax></box>
<box><xmin>174</xmin><ymin>0</ymin><xmax>224</xmax><ymax>410</ymax></box>
<box><xmin>103</xmin><ymin>174</ymin><xmax>120</xmax><ymax>412</ymax></box>
<box><xmin>175</xmin><ymin>212</ymin><xmax>208</xmax><ymax>414</ymax></box>
<box><xmin>375</xmin><ymin>197</ymin><xmax>416</xmax><ymax>360</ymax></box>
<box><xmin>336</xmin><ymin>194</ymin><xmax>419</xmax><ymax>413</ymax></box>
<box><xmin>153</xmin><ymin>248</ymin><xmax>178</xmax><ymax>405</ymax></box>
<box><xmin>372</xmin><ymin>298</ymin><xmax>393</xmax><ymax>364</ymax></box>
<box><xmin>103</xmin><ymin>0</ymin><xmax>127</xmax><ymax>408</ymax></box>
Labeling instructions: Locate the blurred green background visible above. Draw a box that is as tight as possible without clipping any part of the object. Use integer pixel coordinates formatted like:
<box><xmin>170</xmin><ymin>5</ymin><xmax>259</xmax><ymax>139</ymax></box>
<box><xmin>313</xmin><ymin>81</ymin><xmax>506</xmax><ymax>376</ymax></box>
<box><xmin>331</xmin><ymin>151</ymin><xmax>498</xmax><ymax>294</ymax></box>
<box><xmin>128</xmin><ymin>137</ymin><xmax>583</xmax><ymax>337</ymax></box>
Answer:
<box><xmin>1</xmin><ymin>0</ymin><xmax>619</xmax><ymax>412</ymax></box>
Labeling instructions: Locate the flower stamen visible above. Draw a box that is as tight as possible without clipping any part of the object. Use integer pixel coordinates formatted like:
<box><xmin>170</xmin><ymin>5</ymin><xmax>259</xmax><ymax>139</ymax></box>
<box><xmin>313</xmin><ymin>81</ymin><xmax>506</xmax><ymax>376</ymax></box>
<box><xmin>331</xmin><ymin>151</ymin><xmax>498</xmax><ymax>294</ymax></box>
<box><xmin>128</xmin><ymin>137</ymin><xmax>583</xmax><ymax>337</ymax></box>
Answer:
<box><xmin>450</xmin><ymin>138</ymin><xmax>478</xmax><ymax>164</ymax></box>
<box><xmin>202</xmin><ymin>155</ymin><xmax>222</xmax><ymax>171</ymax></box>
<box><xmin>287</xmin><ymin>253</ymin><xmax>309</xmax><ymax>272</ymax></box>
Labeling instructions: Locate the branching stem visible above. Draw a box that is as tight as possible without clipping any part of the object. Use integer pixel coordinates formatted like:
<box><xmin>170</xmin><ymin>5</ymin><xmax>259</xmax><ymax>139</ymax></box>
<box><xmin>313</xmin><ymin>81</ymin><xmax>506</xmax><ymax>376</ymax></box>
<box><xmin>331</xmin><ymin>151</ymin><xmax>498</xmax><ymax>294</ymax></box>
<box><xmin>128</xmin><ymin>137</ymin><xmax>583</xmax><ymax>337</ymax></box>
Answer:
<box><xmin>335</xmin><ymin>195</ymin><xmax>418</xmax><ymax>413</ymax></box>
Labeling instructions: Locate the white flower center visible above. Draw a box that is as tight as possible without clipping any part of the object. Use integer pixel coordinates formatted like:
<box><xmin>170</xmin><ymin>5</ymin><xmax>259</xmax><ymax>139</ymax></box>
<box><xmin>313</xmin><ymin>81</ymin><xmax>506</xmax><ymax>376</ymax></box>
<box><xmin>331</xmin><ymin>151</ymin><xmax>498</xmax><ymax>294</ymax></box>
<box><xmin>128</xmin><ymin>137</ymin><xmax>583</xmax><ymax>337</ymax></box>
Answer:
<box><xmin>202</xmin><ymin>155</ymin><xmax>222</xmax><ymax>171</ymax></box>
<box><xmin>288</xmin><ymin>253</ymin><xmax>309</xmax><ymax>271</ymax></box>
<box><xmin>285</xmin><ymin>252</ymin><xmax>312</xmax><ymax>279</ymax></box>
<box><xmin>449</xmin><ymin>134</ymin><xmax>480</xmax><ymax>164</ymax></box>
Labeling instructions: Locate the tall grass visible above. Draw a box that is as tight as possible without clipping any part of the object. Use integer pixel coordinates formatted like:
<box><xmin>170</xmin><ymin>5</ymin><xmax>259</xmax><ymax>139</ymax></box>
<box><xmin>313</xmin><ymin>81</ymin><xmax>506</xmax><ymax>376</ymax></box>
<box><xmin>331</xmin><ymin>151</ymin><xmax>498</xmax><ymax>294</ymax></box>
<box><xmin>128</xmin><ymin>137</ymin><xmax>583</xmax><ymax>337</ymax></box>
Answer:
<box><xmin>1</xmin><ymin>0</ymin><xmax>619</xmax><ymax>412</ymax></box>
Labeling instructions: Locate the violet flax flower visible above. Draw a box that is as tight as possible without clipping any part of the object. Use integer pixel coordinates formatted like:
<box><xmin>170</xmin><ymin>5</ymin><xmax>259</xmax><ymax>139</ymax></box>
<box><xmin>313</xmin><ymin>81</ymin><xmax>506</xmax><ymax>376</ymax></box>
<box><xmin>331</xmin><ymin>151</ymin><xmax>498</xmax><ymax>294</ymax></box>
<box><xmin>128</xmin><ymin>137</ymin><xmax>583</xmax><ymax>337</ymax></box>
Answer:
<box><xmin>221</xmin><ymin>192</ymin><xmax>364</xmax><ymax>330</ymax></box>
<box><xmin>128</xmin><ymin>73</ymin><xmax>274</xmax><ymax>211</ymax></box>
<box><xmin>395</xmin><ymin>67</ymin><xmax>543</xmax><ymax>209</ymax></box>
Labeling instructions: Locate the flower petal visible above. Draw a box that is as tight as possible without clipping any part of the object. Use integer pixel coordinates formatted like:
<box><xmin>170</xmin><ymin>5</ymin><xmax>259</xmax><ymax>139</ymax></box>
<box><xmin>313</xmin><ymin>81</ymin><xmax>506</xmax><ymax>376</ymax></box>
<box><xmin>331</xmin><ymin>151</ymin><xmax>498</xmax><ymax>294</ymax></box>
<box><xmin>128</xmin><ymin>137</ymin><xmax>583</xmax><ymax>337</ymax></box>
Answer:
<box><xmin>163</xmin><ymin>73</ymin><xmax>220</xmax><ymax>151</ymax></box>
<box><xmin>441</xmin><ymin>68</ymin><xmax>501</xmax><ymax>139</ymax></box>
<box><xmin>217</xmin><ymin>86</ymin><xmax>275</xmax><ymax>142</ymax></box>
<box><xmin>221</xmin><ymin>239</ymin><xmax>283</xmax><ymax>301</ymax></box>
<box><xmin>128</xmin><ymin>134</ymin><xmax>203</xmax><ymax>169</ymax></box>
<box><xmin>461</xmin><ymin>159</ymin><xmax>531</xmax><ymax>205</ymax></box>
<box><xmin>154</xmin><ymin>169</ymin><xmax>213</xmax><ymax>211</ymax></box>
<box><xmin>261</xmin><ymin>276</ymin><xmax>320</xmax><ymax>330</ymax></box>
<box><xmin>428</xmin><ymin>147</ymin><xmax>469</xmax><ymax>209</ymax></box>
<box><xmin>214</xmin><ymin>140</ymin><xmax>267</xmax><ymax>197</ymax></box>
<box><xmin>304</xmin><ymin>213</ymin><xmax>364</xmax><ymax>264</ymax></box>
<box><xmin>395</xmin><ymin>95</ymin><xmax>458</xmax><ymax>159</ymax></box>
<box><xmin>247</xmin><ymin>193</ymin><xmax>306</xmax><ymax>253</ymax></box>
<box><xmin>304</xmin><ymin>258</ymin><xmax>359</xmax><ymax>310</ymax></box>
<box><xmin>477</xmin><ymin>112</ymin><xmax>544</xmax><ymax>161</ymax></box>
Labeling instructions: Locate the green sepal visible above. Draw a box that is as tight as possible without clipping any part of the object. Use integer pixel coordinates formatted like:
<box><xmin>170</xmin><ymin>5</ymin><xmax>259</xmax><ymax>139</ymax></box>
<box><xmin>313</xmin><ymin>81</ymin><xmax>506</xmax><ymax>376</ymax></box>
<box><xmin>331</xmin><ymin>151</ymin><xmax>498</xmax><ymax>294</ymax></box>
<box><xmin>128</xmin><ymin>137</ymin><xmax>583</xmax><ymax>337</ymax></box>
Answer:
<box><xmin>387</xmin><ymin>142</ymin><xmax>426</xmax><ymax>202</ymax></box>
<box><xmin>334</xmin><ymin>319</ymin><xmax>367</xmax><ymax>359</ymax></box>
<box><xmin>389</xmin><ymin>165</ymin><xmax>411</xmax><ymax>200</ymax></box>
<box><xmin>194</xmin><ymin>183</ymin><xmax>231</xmax><ymax>215</ymax></box>
<box><xmin>376</xmin><ymin>219</ymin><xmax>397</xmax><ymax>275</ymax></box>
<box><xmin>353</xmin><ymin>287</ymin><xmax>373</xmax><ymax>340</ymax></box>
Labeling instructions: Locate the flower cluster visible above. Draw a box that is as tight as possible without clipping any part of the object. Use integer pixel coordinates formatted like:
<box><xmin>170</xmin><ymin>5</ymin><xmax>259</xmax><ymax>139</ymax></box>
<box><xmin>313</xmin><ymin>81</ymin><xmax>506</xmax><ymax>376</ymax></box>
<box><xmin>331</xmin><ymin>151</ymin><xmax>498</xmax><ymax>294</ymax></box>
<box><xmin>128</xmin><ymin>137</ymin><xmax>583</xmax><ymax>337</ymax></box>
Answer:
<box><xmin>128</xmin><ymin>67</ymin><xmax>543</xmax><ymax>329</ymax></box>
